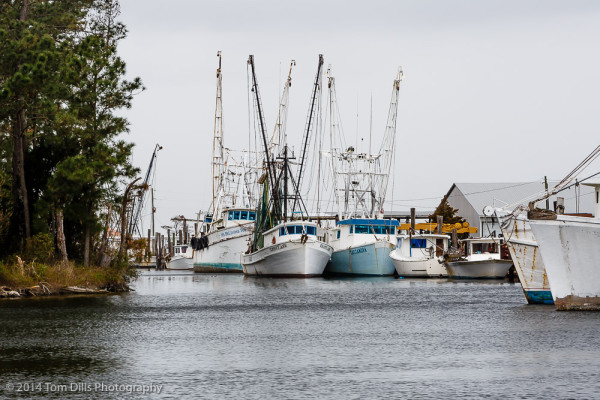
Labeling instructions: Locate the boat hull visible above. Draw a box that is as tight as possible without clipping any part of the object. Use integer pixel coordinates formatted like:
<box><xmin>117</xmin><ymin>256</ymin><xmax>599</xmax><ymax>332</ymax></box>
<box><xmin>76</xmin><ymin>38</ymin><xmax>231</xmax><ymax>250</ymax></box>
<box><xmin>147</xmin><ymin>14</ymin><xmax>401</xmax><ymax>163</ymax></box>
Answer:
<box><xmin>193</xmin><ymin>224</ymin><xmax>253</xmax><ymax>273</ymax></box>
<box><xmin>325</xmin><ymin>241</ymin><xmax>396</xmax><ymax>276</ymax></box>
<box><xmin>242</xmin><ymin>240</ymin><xmax>333</xmax><ymax>277</ymax></box>
<box><xmin>529</xmin><ymin>216</ymin><xmax>600</xmax><ymax>311</ymax></box>
<box><xmin>166</xmin><ymin>257</ymin><xmax>193</xmax><ymax>270</ymax></box>
<box><xmin>391</xmin><ymin>254</ymin><xmax>447</xmax><ymax>277</ymax></box>
<box><xmin>446</xmin><ymin>259</ymin><xmax>513</xmax><ymax>279</ymax></box>
<box><xmin>499</xmin><ymin>214</ymin><xmax>553</xmax><ymax>304</ymax></box>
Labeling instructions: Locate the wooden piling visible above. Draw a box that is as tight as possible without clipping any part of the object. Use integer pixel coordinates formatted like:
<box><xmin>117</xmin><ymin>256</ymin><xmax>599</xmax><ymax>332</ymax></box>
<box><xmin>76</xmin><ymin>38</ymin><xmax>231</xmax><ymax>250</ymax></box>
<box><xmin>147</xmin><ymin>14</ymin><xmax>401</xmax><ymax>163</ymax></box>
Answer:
<box><xmin>437</xmin><ymin>216</ymin><xmax>443</xmax><ymax>234</ymax></box>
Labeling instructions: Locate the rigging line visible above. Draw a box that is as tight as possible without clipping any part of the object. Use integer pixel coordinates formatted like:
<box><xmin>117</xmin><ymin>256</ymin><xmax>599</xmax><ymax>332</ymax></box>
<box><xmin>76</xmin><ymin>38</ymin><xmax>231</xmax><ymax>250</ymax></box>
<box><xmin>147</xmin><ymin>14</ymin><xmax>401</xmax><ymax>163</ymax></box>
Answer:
<box><xmin>386</xmin><ymin>181</ymin><xmax>544</xmax><ymax>203</ymax></box>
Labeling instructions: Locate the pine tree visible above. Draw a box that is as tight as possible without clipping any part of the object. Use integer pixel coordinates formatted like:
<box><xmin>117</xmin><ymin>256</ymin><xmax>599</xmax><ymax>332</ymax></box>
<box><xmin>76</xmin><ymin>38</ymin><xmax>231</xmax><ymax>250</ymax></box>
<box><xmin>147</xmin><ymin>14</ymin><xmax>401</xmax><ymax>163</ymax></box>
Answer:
<box><xmin>428</xmin><ymin>195</ymin><xmax>465</xmax><ymax>225</ymax></box>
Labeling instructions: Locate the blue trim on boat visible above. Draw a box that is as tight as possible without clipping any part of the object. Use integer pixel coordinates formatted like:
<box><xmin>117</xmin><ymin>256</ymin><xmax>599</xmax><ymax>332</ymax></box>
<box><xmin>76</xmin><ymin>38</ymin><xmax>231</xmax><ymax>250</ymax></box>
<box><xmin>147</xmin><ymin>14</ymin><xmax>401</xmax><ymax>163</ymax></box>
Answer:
<box><xmin>336</xmin><ymin>218</ymin><xmax>399</xmax><ymax>226</ymax></box>
<box><xmin>193</xmin><ymin>262</ymin><xmax>243</xmax><ymax>273</ymax></box>
<box><xmin>524</xmin><ymin>289</ymin><xmax>554</xmax><ymax>305</ymax></box>
<box><xmin>325</xmin><ymin>243</ymin><xmax>395</xmax><ymax>276</ymax></box>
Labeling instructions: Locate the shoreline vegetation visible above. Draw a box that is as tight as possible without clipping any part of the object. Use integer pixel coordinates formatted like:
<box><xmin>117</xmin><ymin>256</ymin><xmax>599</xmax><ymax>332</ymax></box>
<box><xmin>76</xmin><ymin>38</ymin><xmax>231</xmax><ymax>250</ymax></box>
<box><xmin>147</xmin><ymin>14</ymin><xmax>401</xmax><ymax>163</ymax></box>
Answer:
<box><xmin>0</xmin><ymin>0</ymin><xmax>145</xmax><ymax>296</ymax></box>
<box><xmin>0</xmin><ymin>258</ymin><xmax>136</xmax><ymax>299</ymax></box>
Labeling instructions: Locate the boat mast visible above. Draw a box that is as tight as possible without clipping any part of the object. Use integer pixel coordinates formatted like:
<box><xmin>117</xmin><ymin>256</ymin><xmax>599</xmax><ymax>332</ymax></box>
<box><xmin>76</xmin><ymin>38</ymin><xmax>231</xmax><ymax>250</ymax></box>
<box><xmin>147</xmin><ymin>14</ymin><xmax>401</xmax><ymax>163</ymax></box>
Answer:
<box><xmin>212</xmin><ymin>51</ymin><xmax>225</xmax><ymax>219</ymax></box>
<box><xmin>292</xmin><ymin>54</ymin><xmax>324</xmax><ymax>214</ymax></box>
<box><xmin>327</xmin><ymin>68</ymin><xmax>345</xmax><ymax>219</ymax></box>
<box><xmin>270</xmin><ymin>60</ymin><xmax>295</xmax><ymax>157</ymax></box>
<box><xmin>247</xmin><ymin>55</ymin><xmax>280</xmax><ymax>217</ymax></box>
<box><xmin>376</xmin><ymin>67</ymin><xmax>403</xmax><ymax>214</ymax></box>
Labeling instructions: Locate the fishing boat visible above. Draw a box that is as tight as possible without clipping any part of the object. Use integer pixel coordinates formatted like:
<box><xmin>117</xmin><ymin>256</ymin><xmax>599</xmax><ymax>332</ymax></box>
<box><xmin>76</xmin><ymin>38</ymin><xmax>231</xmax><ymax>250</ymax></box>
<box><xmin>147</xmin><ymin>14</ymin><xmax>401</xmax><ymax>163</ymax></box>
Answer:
<box><xmin>326</xmin><ymin>219</ymin><xmax>398</xmax><ymax>276</ymax></box>
<box><xmin>494</xmin><ymin>207</ymin><xmax>553</xmax><ymax>304</ymax></box>
<box><xmin>192</xmin><ymin>52</ymin><xmax>261</xmax><ymax>273</ymax></box>
<box><xmin>445</xmin><ymin>237</ymin><xmax>513</xmax><ymax>279</ymax></box>
<box><xmin>192</xmin><ymin>208</ymin><xmax>256</xmax><ymax>272</ymax></box>
<box><xmin>242</xmin><ymin>54</ymin><xmax>332</xmax><ymax>277</ymax></box>
<box><xmin>529</xmin><ymin>179</ymin><xmax>600</xmax><ymax>310</ymax></box>
<box><xmin>323</xmin><ymin>66</ymin><xmax>403</xmax><ymax>276</ymax></box>
<box><xmin>166</xmin><ymin>244</ymin><xmax>193</xmax><ymax>270</ymax></box>
<box><xmin>242</xmin><ymin>221</ymin><xmax>332</xmax><ymax>277</ymax></box>
<box><xmin>390</xmin><ymin>233</ymin><xmax>449</xmax><ymax>277</ymax></box>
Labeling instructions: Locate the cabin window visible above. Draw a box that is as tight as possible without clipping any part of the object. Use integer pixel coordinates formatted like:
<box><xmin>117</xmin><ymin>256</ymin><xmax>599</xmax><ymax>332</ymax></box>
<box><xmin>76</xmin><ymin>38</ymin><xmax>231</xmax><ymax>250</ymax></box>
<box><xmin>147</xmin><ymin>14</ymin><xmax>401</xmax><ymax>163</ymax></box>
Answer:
<box><xmin>205</xmin><ymin>217</ymin><xmax>212</xmax><ymax>223</ymax></box>
<box><xmin>355</xmin><ymin>225</ymin><xmax>370</xmax><ymax>234</ymax></box>
<box><xmin>241</xmin><ymin>211</ymin><xmax>248</xmax><ymax>220</ymax></box>
<box><xmin>182</xmin><ymin>246</ymin><xmax>187</xmax><ymax>253</ymax></box>
<box><xmin>249</xmin><ymin>212</ymin><xmax>256</xmax><ymax>221</ymax></box>
<box><xmin>597</xmin><ymin>192</ymin><xmax>599</xmax><ymax>204</ymax></box>
<box><xmin>279</xmin><ymin>227</ymin><xmax>287</xmax><ymax>236</ymax></box>
<box><xmin>307</xmin><ymin>226</ymin><xmax>316</xmax><ymax>236</ymax></box>
<box><xmin>175</xmin><ymin>248</ymin><xmax>180</xmax><ymax>254</ymax></box>
<box><xmin>233</xmin><ymin>211</ymin><xmax>240</xmax><ymax>220</ymax></box>
<box><xmin>286</xmin><ymin>225</ymin><xmax>298</xmax><ymax>234</ymax></box>
<box><xmin>389</xmin><ymin>227</ymin><xmax>396</xmax><ymax>234</ymax></box>
<box><xmin>228</xmin><ymin>212</ymin><xmax>233</xmax><ymax>220</ymax></box>
<box><xmin>337</xmin><ymin>230</ymin><xmax>340</xmax><ymax>239</ymax></box>
<box><xmin>473</xmin><ymin>243</ymin><xmax>496</xmax><ymax>253</ymax></box>
<box><xmin>410</xmin><ymin>239</ymin><xmax>427</xmax><ymax>248</ymax></box>
<box><xmin>350</xmin><ymin>225</ymin><xmax>354</xmax><ymax>234</ymax></box>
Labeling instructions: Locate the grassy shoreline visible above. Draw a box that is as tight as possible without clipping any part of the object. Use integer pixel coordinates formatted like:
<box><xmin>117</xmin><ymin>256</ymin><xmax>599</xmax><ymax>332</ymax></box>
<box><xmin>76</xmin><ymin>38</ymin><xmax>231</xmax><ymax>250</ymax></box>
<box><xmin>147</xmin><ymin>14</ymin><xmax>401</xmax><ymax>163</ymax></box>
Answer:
<box><xmin>0</xmin><ymin>259</ymin><xmax>136</xmax><ymax>298</ymax></box>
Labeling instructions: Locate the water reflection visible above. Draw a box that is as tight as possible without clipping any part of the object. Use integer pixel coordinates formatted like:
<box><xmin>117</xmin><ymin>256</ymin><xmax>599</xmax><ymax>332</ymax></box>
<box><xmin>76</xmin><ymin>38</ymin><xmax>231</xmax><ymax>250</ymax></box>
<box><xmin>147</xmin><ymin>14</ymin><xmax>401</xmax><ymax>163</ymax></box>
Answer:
<box><xmin>0</xmin><ymin>270</ymin><xmax>599</xmax><ymax>399</ymax></box>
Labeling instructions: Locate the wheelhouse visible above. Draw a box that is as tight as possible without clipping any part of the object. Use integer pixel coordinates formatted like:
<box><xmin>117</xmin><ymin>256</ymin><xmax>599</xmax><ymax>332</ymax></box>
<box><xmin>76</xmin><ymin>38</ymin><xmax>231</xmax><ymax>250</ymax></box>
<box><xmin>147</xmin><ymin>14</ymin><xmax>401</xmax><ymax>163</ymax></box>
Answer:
<box><xmin>336</xmin><ymin>218</ymin><xmax>399</xmax><ymax>235</ymax></box>
<box><xmin>226</xmin><ymin>209</ymin><xmax>256</xmax><ymax>222</ymax></box>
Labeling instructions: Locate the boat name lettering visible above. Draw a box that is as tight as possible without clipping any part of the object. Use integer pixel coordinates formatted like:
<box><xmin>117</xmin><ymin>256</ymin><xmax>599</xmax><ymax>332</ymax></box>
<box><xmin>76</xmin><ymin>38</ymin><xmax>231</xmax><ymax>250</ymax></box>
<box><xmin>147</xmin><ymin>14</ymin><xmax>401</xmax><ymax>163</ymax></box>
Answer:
<box><xmin>350</xmin><ymin>247</ymin><xmax>367</xmax><ymax>255</ymax></box>
<box><xmin>270</xmin><ymin>244</ymin><xmax>287</xmax><ymax>251</ymax></box>
<box><xmin>221</xmin><ymin>228</ymin><xmax>243</xmax><ymax>238</ymax></box>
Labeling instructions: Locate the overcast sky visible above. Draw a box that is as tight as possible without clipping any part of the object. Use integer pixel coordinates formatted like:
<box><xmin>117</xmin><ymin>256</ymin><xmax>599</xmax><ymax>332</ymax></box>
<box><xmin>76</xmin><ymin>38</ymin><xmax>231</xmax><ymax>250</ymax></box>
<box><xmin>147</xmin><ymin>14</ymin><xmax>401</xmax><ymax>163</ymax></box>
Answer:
<box><xmin>117</xmin><ymin>0</ymin><xmax>600</xmax><ymax>232</ymax></box>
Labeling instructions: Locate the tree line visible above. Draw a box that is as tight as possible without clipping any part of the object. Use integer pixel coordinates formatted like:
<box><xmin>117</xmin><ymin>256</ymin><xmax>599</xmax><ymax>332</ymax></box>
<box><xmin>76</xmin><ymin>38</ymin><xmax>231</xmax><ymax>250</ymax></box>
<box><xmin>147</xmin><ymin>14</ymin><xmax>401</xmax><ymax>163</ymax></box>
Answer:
<box><xmin>0</xmin><ymin>0</ymin><xmax>143</xmax><ymax>267</ymax></box>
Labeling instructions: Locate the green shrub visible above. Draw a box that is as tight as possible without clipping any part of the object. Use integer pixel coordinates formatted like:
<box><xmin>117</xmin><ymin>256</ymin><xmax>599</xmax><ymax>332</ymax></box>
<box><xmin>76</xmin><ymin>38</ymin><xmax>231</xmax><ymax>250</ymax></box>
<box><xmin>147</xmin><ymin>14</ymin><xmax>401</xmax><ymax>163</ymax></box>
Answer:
<box><xmin>24</xmin><ymin>232</ymin><xmax>55</xmax><ymax>264</ymax></box>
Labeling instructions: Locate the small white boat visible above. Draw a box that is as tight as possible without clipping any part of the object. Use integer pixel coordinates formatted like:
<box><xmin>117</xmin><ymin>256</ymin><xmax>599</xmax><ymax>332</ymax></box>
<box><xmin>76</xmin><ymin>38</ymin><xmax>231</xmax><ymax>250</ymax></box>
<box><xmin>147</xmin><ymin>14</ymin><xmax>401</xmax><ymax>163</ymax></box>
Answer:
<box><xmin>242</xmin><ymin>221</ymin><xmax>333</xmax><ymax>277</ymax></box>
<box><xmin>167</xmin><ymin>245</ymin><xmax>193</xmax><ymax>270</ymax></box>
<box><xmin>528</xmin><ymin>180</ymin><xmax>600</xmax><ymax>310</ymax></box>
<box><xmin>445</xmin><ymin>237</ymin><xmax>513</xmax><ymax>279</ymax></box>
<box><xmin>390</xmin><ymin>233</ymin><xmax>449</xmax><ymax>277</ymax></box>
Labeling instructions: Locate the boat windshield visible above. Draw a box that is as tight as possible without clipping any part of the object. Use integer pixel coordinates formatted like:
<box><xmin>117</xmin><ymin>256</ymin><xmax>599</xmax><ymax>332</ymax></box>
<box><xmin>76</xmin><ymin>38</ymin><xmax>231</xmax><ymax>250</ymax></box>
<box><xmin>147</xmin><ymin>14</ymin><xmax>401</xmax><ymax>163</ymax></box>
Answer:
<box><xmin>227</xmin><ymin>210</ymin><xmax>256</xmax><ymax>221</ymax></box>
<box><xmin>279</xmin><ymin>225</ymin><xmax>317</xmax><ymax>236</ymax></box>
<box><xmin>352</xmin><ymin>225</ymin><xmax>396</xmax><ymax>234</ymax></box>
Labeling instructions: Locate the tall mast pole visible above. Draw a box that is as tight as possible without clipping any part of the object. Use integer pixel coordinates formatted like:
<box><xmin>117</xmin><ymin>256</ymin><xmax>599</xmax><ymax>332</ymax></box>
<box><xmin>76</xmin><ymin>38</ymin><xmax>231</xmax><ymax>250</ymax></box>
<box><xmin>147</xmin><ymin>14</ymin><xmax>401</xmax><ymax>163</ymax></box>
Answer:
<box><xmin>293</xmin><ymin>54</ymin><xmax>324</xmax><ymax>213</ymax></box>
<box><xmin>247</xmin><ymin>55</ymin><xmax>280</xmax><ymax>217</ymax></box>
<box><xmin>212</xmin><ymin>51</ymin><xmax>224</xmax><ymax>219</ymax></box>
<box><xmin>377</xmin><ymin>67</ymin><xmax>403</xmax><ymax>213</ymax></box>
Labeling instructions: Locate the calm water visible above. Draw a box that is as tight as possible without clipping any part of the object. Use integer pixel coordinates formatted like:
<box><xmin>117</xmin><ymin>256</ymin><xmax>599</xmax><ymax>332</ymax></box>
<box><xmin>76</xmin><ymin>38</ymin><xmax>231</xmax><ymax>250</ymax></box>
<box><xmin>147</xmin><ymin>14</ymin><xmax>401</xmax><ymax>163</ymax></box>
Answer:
<box><xmin>1</xmin><ymin>270</ymin><xmax>599</xmax><ymax>399</ymax></box>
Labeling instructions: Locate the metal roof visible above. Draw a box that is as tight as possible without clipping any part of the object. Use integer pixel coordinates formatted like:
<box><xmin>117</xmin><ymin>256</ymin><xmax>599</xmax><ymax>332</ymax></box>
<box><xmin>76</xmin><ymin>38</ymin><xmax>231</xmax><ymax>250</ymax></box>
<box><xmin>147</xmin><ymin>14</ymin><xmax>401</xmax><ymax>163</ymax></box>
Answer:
<box><xmin>447</xmin><ymin>181</ymin><xmax>595</xmax><ymax>216</ymax></box>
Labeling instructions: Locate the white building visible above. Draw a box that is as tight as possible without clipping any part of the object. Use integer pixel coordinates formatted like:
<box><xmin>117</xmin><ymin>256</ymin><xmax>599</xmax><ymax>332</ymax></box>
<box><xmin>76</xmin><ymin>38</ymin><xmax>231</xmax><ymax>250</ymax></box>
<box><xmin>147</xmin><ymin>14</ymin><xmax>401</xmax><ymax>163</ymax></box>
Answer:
<box><xmin>445</xmin><ymin>181</ymin><xmax>595</xmax><ymax>237</ymax></box>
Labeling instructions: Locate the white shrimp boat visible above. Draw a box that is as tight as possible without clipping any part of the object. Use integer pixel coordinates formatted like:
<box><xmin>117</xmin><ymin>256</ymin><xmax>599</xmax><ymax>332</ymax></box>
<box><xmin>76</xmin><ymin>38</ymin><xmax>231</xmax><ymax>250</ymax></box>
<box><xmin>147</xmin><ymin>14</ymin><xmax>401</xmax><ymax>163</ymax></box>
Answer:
<box><xmin>445</xmin><ymin>237</ymin><xmax>513</xmax><ymax>279</ymax></box>
<box><xmin>242</xmin><ymin>55</ymin><xmax>331</xmax><ymax>278</ymax></box>
<box><xmin>242</xmin><ymin>222</ymin><xmax>333</xmax><ymax>277</ymax></box>
<box><xmin>193</xmin><ymin>52</ymin><xmax>260</xmax><ymax>273</ymax></box>
<box><xmin>528</xmin><ymin>180</ymin><xmax>600</xmax><ymax>310</ymax></box>
<box><xmin>167</xmin><ymin>245</ymin><xmax>193</xmax><ymax>270</ymax></box>
<box><xmin>192</xmin><ymin>208</ymin><xmax>255</xmax><ymax>273</ymax></box>
<box><xmin>390</xmin><ymin>233</ymin><xmax>449</xmax><ymax>277</ymax></box>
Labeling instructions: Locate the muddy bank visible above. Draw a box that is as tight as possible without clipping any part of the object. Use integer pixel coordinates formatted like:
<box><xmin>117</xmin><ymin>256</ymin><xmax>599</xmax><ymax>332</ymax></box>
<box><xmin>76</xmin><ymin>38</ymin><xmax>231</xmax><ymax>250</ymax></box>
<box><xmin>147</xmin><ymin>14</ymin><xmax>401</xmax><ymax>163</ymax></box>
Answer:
<box><xmin>0</xmin><ymin>283</ymin><xmax>131</xmax><ymax>299</ymax></box>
